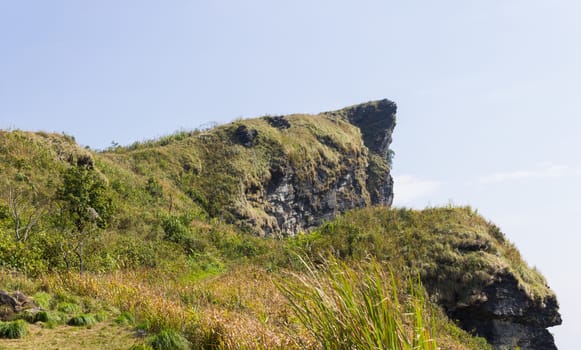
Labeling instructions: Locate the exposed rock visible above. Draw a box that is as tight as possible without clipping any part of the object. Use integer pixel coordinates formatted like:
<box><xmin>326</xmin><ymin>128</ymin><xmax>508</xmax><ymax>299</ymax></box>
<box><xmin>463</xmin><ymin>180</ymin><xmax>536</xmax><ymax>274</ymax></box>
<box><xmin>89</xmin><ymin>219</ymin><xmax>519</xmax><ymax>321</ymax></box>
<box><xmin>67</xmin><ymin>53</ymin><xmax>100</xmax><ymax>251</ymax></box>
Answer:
<box><xmin>263</xmin><ymin>159</ymin><xmax>369</xmax><ymax>235</ymax></box>
<box><xmin>448</xmin><ymin>273</ymin><xmax>561</xmax><ymax>350</ymax></box>
<box><xmin>234</xmin><ymin>125</ymin><xmax>259</xmax><ymax>147</ymax></box>
<box><xmin>255</xmin><ymin>99</ymin><xmax>396</xmax><ymax>235</ymax></box>
<box><xmin>338</xmin><ymin>99</ymin><xmax>397</xmax><ymax>205</ymax></box>
<box><xmin>0</xmin><ymin>290</ymin><xmax>38</xmax><ymax>320</ymax></box>
<box><xmin>263</xmin><ymin>116</ymin><xmax>291</xmax><ymax>129</ymax></box>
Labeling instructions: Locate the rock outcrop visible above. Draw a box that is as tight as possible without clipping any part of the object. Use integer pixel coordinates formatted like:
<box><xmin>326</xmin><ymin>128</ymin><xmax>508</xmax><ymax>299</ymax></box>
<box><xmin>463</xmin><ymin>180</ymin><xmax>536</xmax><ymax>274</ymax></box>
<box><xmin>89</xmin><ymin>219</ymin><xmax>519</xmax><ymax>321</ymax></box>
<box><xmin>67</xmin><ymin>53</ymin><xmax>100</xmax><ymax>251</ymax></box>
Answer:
<box><xmin>257</xmin><ymin>99</ymin><xmax>397</xmax><ymax>235</ymax></box>
<box><xmin>450</xmin><ymin>273</ymin><xmax>561</xmax><ymax>350</ymax></box>
<box><xmin>0</xmin><ymin>290</ymin><xmax>38</xmax><ymax>320</ymax></box>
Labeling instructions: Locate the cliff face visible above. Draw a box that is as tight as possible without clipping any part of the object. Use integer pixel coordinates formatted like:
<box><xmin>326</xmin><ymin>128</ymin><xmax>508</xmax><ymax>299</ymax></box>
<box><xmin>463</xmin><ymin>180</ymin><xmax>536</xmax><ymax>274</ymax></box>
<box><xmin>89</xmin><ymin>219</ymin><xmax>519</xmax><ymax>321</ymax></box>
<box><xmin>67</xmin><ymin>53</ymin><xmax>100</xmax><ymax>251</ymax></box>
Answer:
<box><xmin>450</xmin><ymin>273</ymin><xmax>561</xmax><ymax>349</ymax></box>
<box><xmin>303</xmin><ymin>207</ymin><xmax>562</xmax><ymax>350</ymax></box>
<box><xmin>0</xmin><ymin>100</ymin><xmax>560</xmax><ymax>349</ymax></box>
<box><xmin>258</xmin><ymin>100</ymin><xmax>397</xmax><ymax>235</ymax></box>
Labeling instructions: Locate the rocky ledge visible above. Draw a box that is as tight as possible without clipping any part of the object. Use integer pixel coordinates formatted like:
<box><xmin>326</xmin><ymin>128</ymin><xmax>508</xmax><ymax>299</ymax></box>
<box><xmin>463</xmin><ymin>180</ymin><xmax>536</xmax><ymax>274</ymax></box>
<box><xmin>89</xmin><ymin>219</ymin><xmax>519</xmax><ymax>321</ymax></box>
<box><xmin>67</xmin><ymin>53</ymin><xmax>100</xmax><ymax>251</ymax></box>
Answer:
<box><xmin>450</xmin><ymin>273</ymin><xmax>561</xmax><ymax>349</ymax></box>
<box><xmin>232</xmin><ymin>99</ymin><xmax>397</xmax><ymax>236</ymax></box>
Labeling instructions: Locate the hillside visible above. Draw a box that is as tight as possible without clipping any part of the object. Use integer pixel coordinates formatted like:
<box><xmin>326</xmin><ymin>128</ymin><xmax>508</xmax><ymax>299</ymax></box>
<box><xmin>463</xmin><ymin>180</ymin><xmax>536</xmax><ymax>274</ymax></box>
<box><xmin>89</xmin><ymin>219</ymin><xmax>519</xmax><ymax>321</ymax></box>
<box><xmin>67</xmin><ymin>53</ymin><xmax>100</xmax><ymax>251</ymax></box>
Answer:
<box><xmin>0</xmin><ymin>100</ymin><xmax>560</xmax><ymax>349</ymax></box>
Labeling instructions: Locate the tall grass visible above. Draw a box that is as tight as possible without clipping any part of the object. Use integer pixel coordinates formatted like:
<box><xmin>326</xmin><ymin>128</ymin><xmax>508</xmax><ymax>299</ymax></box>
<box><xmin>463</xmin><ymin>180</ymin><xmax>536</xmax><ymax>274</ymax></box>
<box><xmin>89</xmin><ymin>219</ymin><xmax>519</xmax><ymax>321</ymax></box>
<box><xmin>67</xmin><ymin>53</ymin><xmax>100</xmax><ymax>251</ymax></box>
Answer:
<box><xmin>278</xmin><ymin>257</ymin><xmax>437</xmax><ymax>350</ymax></box>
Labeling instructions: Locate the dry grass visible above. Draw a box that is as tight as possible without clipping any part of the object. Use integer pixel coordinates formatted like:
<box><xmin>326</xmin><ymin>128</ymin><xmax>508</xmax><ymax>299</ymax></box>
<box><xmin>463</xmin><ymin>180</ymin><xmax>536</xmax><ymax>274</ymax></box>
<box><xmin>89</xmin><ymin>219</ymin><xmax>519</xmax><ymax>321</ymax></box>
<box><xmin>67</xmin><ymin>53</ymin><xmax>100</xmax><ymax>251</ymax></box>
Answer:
<box><xmin>40</xmin><ymin>270</ymin><xmax>198</xmax><ymax>333</ymax></box>
<box><xmin>0</xmin><ymin>322</ymin><xmax>136</xmax><ymax>350</ymax></box>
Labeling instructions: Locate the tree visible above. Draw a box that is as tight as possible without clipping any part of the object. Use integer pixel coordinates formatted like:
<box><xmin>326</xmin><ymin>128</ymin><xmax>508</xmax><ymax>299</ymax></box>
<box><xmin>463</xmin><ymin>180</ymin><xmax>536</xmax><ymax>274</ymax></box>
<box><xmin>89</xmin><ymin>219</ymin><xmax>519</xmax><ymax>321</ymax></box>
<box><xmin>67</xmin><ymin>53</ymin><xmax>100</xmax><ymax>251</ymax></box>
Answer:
<box><xmin>1</xmin><ymin>183</ymin><xmax>47</xmax><ymax>243</ymax></box>
<box><xmin>53</xmin><ymin>163</ymin><xmax>113</xmax><ymax>272</ymax></box>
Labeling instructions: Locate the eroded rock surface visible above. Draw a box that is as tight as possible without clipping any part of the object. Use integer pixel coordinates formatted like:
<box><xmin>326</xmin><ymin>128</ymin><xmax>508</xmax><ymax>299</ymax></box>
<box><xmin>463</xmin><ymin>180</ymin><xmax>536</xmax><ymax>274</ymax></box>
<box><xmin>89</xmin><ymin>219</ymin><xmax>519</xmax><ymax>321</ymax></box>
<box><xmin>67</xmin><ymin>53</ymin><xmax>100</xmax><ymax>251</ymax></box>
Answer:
<box><xmin>449</xmin><ymin>273</ymin><xmax>561</xmax><ymax>350</ymax></box>
<box><xmin>258</xmin><ymin>99</ymin><xmax>397</xmax><ymax>235</ymax></box>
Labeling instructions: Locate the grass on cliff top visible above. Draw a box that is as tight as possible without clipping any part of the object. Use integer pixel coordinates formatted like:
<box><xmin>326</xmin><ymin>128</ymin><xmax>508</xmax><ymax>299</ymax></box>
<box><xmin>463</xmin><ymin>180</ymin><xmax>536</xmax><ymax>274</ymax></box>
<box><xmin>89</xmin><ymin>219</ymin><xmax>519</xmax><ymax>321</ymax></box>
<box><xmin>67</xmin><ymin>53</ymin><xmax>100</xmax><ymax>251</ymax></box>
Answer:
<box><xmin>0</xmin><ymin>108</ymin><xmax>377</xmax><ymax>239</ymax></box>
<box><xmin>97</xmin><ymin>112</ymin><xmax>371</xmax><ymax>233</ymax></box>
<box><xmin>289</xmin><ymin>206</ymin><xmax>553</xmax><ymax>302</ymax></box>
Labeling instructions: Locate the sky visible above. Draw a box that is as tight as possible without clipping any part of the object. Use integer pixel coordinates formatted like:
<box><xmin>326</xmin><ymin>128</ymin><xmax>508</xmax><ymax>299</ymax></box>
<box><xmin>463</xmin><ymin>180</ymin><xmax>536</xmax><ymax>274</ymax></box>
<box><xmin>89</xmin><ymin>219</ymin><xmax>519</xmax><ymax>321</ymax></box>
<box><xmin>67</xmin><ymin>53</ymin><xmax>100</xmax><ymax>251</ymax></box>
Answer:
<box><xmin>1</xmin><ymin>1</ymin><xmax>579</xmax><ymax>347</ymax></box>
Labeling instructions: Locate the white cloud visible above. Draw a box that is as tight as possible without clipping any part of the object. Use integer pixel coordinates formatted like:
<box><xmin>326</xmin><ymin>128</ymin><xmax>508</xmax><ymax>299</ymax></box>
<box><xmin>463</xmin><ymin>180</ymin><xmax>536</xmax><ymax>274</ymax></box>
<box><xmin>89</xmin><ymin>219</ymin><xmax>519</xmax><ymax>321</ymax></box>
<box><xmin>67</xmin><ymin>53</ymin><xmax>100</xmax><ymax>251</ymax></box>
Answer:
<box><xmin>479</xmin><ymin>163</ymin><xmax>579</xmax><ymax>184</ymax></box>
<box><xmin>393</xmin><ymin>175</ymin><xmax>441</xmax><ymax>205</ymax></box>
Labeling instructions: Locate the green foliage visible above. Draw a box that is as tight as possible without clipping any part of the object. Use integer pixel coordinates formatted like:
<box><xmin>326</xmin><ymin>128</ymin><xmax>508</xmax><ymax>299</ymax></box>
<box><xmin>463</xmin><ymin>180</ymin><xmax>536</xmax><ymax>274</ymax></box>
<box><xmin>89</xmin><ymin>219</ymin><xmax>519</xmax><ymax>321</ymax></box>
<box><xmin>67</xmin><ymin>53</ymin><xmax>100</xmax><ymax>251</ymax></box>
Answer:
<box><xmin>115</xmin><ymin>311</ymin><xmax>135</xmax><ymax>325</ymax></box>
<box><xmin>0</xmin><ymin>319</ymin><xmax>29</xmax><ymax>339</ymax></box>
<box><xmin>32</xmin><ymin>291</ymin><xmax>52</xmax><ymax>309</ymax></box>
<box><xmin>148</xmin><ymin>329</ymin><xmax>191</xmax><ymax>350</ymax></box>
<box><xmin>288</xmin><ymin>207</ymin><xmax>553</xmax><ymax>304</ymax></box>
<box><xmin>278</xmin><ymin>256</ymin><xmax>437</xmax><ymax>350</ymax></box>
<box><xmin>161</xmin><ymin>214</ymin><xmax>192</xmax><ymax>244</ymax></box>
<box><xmin>67</xmin><ymin>313</ymin><xmax>98</xmax><ymax>327</ymax></box>
<box><xmin>145</xmin><ymin>177</ymin><xmax>164</xmax><ymax>199</ymax></box>
<box><xmin>55</xmin><ymin>164</ymin><xmax>113</xmax><ymax>232</ymax></box>
<box><xmin>52</xmin><ymin>163</ymin><xmax>115</xmax><ymax>272</ymax></box>
<box><xmin>33</xmin><ymin>310</ymin><xmax>65</xmax><ymax>325</ymax></box>
<box><xmin>129</xmin><ymin>344</ymin><xmax>155</xmax><ymax>350</ymax></box>
<box><xmin>57</xmin><ymin>301</ymin><xmax>82</xmax><ymax>314</ymax></box>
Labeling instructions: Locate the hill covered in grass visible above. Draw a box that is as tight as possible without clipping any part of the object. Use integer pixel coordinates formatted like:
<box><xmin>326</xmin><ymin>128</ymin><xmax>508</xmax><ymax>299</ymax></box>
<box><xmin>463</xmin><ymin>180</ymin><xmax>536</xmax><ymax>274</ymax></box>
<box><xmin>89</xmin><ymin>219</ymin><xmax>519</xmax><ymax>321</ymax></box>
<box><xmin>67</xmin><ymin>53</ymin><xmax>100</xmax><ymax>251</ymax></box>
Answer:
<box><xmin>0</xmin><ymin>100</ymin><xmax>560</xmax><ymax>349</ymax></box>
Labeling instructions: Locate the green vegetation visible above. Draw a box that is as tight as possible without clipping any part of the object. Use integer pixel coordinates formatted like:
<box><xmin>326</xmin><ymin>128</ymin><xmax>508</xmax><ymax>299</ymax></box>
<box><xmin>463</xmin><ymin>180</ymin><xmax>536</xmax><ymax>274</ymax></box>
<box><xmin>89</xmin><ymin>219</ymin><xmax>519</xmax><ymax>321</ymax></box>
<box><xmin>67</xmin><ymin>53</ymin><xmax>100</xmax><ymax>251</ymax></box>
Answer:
<box><xmin>148</xmin><ymin>329</ymin><xmax>191</xmax><ymax>350</ymax></box>
<box><xmin>278</xmin><ymin>257</ymin><xmax>437</xmax><ymax>350</ymax></box>
<box><xmin>67</xmin><ymin>314</ymin><xmax>98</xmax><ymax>327</ymax></box>
<box><xmin>0</xmin><ymin>114</ymin><xmax>550</xmax><ymax>349</ymax></box>
<box><xmin>0</xmin><ymin>320</ymin><xmax>28</xmax><ymax>339</ymax></box>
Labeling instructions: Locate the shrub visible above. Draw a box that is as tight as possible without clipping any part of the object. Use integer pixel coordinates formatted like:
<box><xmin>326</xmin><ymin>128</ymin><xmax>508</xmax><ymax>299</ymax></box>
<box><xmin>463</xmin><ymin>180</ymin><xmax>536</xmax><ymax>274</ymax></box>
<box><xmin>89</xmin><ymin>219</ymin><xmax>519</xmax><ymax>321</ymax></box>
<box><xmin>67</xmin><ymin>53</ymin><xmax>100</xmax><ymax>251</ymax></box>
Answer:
<box><xmin>148</xmin><ymin>329</ymin><xmax>191</xmax><ymax>350</ymax></box>
<box><xmin>115</xmin><ymin>311</ymin><xmax>135</xmax><ymax>325</ymax></box>
<box><xmin>57</xmin><ymin>301</ymin><xmax>81</xmax><ymax>314</ymax></box>
<box><xmin>95</xmin><ymin>310</ymin><xmax>108</xmax><ymax>322</ymax></box>
<box><xmin>32</xmin><ymin>291</ymin><xmax>52</xmax><ymax>309</ymax></box>
<box><xmin>0</xmin><ymin>319</ymin><xmax>29</xmax><ymax>339</ymax></box>
<box><xmin>67</xmin><ymin>314</ymin><xmax>97</xmax><ymax>327</ymax></box>
<box><xmin>34</xmin><ymin>310</ymin><xmax>65</xmax><ymax>325</ymax></box>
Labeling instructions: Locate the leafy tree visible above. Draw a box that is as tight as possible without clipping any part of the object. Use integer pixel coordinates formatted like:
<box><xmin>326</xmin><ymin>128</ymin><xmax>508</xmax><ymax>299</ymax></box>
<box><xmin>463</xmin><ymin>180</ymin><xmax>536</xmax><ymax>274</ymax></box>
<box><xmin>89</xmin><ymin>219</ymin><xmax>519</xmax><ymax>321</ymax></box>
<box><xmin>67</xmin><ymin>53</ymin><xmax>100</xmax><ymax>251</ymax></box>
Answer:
<box><xmin>53</xmin><ymin>163</ymin><xmax>113</xmax><ymax>272</ymax></box>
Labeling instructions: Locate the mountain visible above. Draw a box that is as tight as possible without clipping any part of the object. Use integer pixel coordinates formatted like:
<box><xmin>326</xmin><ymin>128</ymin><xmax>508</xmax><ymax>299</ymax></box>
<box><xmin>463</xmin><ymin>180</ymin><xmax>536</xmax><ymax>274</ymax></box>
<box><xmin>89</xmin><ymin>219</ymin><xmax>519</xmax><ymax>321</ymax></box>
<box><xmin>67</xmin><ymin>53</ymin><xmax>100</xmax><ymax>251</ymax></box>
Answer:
<box><xmin>0</xmin><ymin>100</ymin><xmax>560</xmax><ymax>349</ymax></box>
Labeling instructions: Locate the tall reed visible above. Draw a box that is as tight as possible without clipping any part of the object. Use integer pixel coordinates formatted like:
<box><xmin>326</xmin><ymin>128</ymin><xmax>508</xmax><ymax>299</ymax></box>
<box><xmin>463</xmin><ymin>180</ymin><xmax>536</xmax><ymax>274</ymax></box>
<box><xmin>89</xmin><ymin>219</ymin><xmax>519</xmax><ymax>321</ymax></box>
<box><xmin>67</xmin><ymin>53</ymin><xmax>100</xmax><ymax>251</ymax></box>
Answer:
<box><xmin>278</xmin><ymin>256</ymin><xmax>437</xmax><ymax>350</ymax></box>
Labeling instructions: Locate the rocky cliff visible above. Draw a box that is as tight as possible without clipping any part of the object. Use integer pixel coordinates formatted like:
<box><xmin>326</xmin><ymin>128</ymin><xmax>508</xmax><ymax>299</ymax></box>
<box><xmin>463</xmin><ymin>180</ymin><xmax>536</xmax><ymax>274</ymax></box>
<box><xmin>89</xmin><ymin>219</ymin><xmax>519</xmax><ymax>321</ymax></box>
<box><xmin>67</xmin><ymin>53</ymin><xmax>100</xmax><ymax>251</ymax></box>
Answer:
<box><xmin>0</xmin><ymin>100</ymin><xmax>560</xmax><ymax>349</ymax></box>
<box><xmin>257</xmin><ymin>99</ymin><xmax>397</xmax><ymax>235</ymax></box>
<box><xmin>450</xmin><ymin>272</ymin><xmax>561</xmax><ymax>349</ymax></box>
<box><xmin>302</xmin><ymin>207</ymin><xmax>562</xmax><ymax>350</ymax></box>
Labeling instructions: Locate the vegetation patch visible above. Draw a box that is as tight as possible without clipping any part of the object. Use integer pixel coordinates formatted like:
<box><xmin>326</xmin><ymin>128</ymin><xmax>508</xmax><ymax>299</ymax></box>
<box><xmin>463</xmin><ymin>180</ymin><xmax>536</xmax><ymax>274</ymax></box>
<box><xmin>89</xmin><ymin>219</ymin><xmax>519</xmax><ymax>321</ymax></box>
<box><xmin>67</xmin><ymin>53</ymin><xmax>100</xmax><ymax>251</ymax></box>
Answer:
<box><xmin>278</xmin><ymin>257</ymin><xmax>437</xmax><ymax>350</ymax></box>
<box><xmin>0</xmin><ymin>319</ymin><xmax>28</xmax><ymax>339</ymax></box>
<box><xmin>67</xmin><ymin>314</ymin><xmax>97</xmax><ymax>327</ymax></box>
<box><xmin>148</xmin><ymin>329</ymin><xmax>191</xmax><ymax>350</ymax></box>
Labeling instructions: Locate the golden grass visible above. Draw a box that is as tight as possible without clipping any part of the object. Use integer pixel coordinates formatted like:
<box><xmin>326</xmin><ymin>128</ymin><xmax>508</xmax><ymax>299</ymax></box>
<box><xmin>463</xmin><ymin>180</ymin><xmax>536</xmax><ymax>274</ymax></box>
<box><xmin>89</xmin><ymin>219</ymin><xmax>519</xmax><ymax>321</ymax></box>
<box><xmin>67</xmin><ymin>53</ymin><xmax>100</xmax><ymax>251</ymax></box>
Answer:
<box><xmin>0</xmin><ymin>322</ymin><xmax>136</xmax><ymax>350</ymax></box>
<box><xmin>40</xmin><ymin>270</ymin><xmax>198</xmax><ymax>333</ymax></box>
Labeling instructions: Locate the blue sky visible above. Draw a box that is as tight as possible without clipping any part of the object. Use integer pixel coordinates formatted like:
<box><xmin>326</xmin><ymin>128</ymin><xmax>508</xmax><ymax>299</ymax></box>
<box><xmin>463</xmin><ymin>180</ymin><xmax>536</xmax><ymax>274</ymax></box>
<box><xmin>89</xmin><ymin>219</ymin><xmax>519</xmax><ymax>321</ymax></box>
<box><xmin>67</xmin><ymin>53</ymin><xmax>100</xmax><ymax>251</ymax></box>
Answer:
<box><xmin>1</xmin><ymin>1</ymin><xmax>579</xmax><ymax>347</ymax></box>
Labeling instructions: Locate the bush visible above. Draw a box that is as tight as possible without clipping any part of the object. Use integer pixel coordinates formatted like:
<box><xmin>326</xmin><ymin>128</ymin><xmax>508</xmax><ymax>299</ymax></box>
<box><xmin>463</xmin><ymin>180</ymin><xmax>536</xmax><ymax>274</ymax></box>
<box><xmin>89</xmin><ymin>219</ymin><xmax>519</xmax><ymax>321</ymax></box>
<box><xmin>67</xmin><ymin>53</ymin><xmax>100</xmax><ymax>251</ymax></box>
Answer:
<box><xmin>148</xmin><ymin>329</ymin><xmax>191</xmax><ymax>350</ymax></box>
<box><xmin>57</xmin><ymin>301</ymin><xmax>81</xmax><ymax>314</ymax></box>
<box><xmin>0</xmin><ymin>319</ymin><xmax>28</xmax><ymax>339</ymax></box>
<box><xmin>115</xmin><ymin>311</ymin><xmax>135</xmax><ymax>325</ymax></box>
<box><xmin>34</xmin><ymin>311</ymin><xmax>66</xmax><ymax>329</ymax></box>
<box><xmin>67</xmin><ymin>314</ymin><xmax>97</xmax><ymax>327</ymax></box>
<box><xmin>32</xmin><ymin>291</ymin><xmax>52</xmax><ymax>309</ymax></box>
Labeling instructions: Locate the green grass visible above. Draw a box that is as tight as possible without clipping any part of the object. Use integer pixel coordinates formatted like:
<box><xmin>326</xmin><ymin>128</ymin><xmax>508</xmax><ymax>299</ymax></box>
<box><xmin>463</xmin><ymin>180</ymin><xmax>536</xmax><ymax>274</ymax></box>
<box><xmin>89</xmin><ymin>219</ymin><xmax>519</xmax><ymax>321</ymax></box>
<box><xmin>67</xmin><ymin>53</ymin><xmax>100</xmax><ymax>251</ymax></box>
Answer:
<box><xmin>148</xmin><ymin>329</ymin><xmax>191</xmax><ymax>350</ymax></box>
<box><xmin>0</xmin><ymin>320</ymin><xmax>29</xmax><ymax>339</ymax></box>
<box><xmin>57</xmin><ymin>302</ymin><xmax>82</xmax><ymax>314</ymax></box>
<box><xmin>278</xmin><ymin>256</ymin><xmax>437</xmax><ymax>350</ymax></box>
<box><xmin>289</xmin><ymin>206</ymin><xmax>554</xmax><ymax>305</ymax></box>
<box><xmin>0</xmin><ymin>105</ymin><xmax>555</xmax><ymax>350</ymax></box>
<box><xmin>115</xmin><ymin>311</ymin><xmax>135</xmax><ymax>325</ymax></box>
<box><xmin>66</xmin><ymin>314</ymin><xmax>98</xmax><ymax>327</ymax></box>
